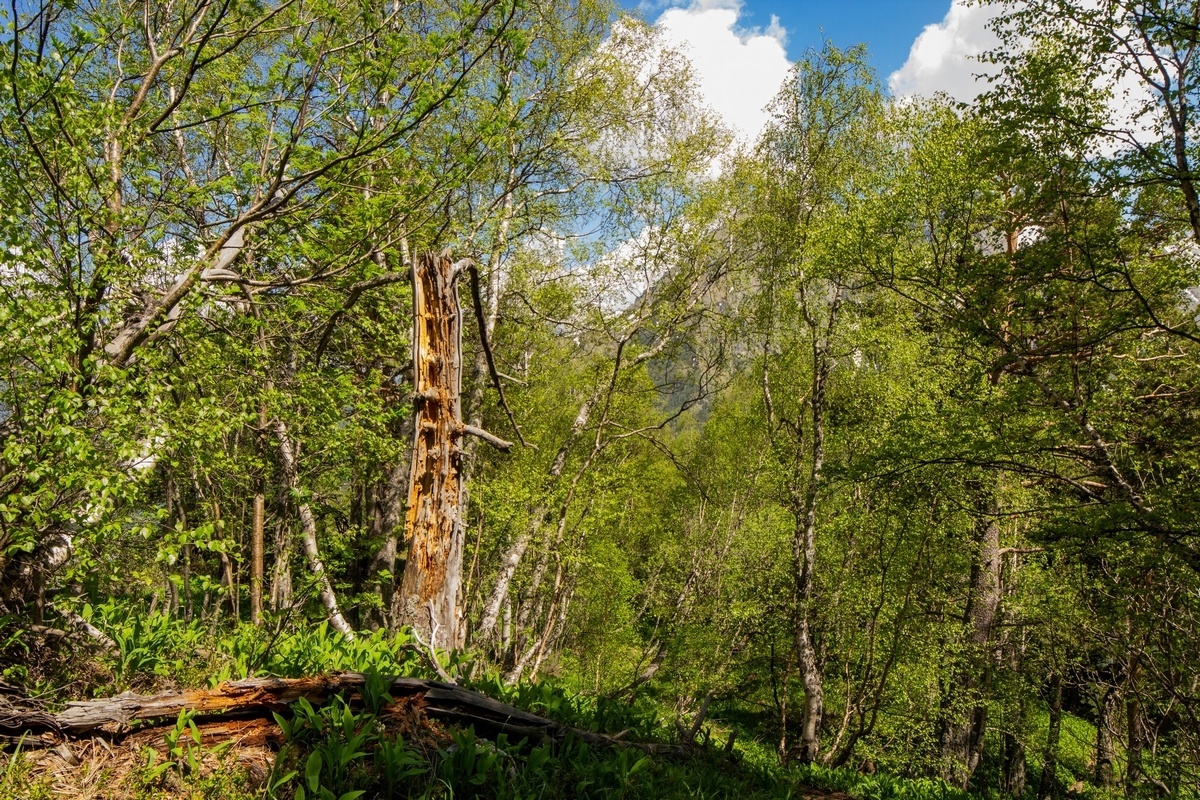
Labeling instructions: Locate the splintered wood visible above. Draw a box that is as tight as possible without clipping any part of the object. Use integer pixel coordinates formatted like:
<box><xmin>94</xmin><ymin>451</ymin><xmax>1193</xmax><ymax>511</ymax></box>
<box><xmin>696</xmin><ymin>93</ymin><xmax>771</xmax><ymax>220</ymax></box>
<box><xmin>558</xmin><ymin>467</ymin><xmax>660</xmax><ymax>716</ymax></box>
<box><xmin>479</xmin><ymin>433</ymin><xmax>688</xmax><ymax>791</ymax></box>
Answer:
<box><xmin>1</xmin><ymin>673</ymin><xmax>698</xmax><ymax>756</ymax></box>
<box><xmin>399</xmin><ymin>251</ymin><xmax>467</xmax><ymax>649</ymax></box>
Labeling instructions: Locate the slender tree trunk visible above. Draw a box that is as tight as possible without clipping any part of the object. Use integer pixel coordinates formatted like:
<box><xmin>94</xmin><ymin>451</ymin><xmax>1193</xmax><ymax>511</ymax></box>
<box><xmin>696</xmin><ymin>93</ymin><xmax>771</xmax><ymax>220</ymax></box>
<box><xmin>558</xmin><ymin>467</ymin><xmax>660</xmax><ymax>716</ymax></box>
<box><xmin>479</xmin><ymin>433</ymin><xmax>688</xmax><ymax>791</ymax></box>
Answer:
<box><xmin>777</xmin><ymin>646</ymin><xmax>792</xmax><ymax>760</ymax></box>
<box><xmin>213</xmin><ymin>497</ymin><xmax>236</xmax><ymax>619</ymax></box>
<box><xmin>396</xmin><ymin>252</ymin><xmax>468</xmax><ymax>649</ymax></box>
<box><xmin>475</xmin><ymin>390</ymin><xmax>599</xmax><ymax>642</ymax></box>
<box><xmin>182</xmin><ymin>545</ymin><xmax>193</xmax><ymax>623</ymax></box>
<box><xmin>457</xmin><ymin>170</ymin><xmax>515</xmax><ymax>640</ymax></box>
<box><xmin>1164</xmin><ymin>87</ymin><xmax>1200</xmax><ymax>246</ymax></box>
<box><xmin>1000</xmin><ymin>631</ymin><xmax>1027</xmax><ymax>797</ymax></box>
<box><xmin>274</xmin><ymin>419</ymin><xmax>354</xmax><ymax>638</ymax></box>
<box><xmin>250</xmin><ymin>490</ymin><xmax>265</xmax><ymax>625</ymax></box>
<box><xmin>509</xmin><ymin>568</ymin><xmax>567</xmax><ymax>683</ymax></box>
<box><xmin>940</xmin><ymin>494</ymin><xmax>1002</xmax><ymax>789</ymax></box>
<box><xmin>196</xmin><ymin>472</ymin><xmax>236</xmax><ymax>620</ymax></box>
<box><xmin>1038</xmin><ymin>672</ymin><xmax>1063</xmax><ymax>800</ymax></box>
<box><xmin>509</xmin><ymin>445</ymin><xmax>599</xmax><ymax>667</ymax></box>
<box><xmin>167</xmin><ymin>566</ymin><xmax>179</xmax><ymax>617</ymax></box>
<box><xmin>1096</xmin><ymin>685</ymin><xmax>1117</xmax><ymax>787</ymax></box>
<box><xmin>365</xmin><ymin>457</ymin><xmax>408</xmax><ymax>630</ymax></box>
<box><xmin>965</xmin><ymin>512</ymin><xmax>1001</xmax><ymax>777</ymax></box>
<box><xmin>249</xmin><ymin>308</ymin><xmax>273</xmax><ymax>626</ymax></box>
<box><xmin>1002</xmin><ymin>722</ymin><xmax>1027</xmax><ymax>797</ymax></box>
<box><xmin>1126</xmin><ymin>654</ymin><xmax>1143</xmax><ymax>798</ymax></box>
<box><xmin>1000</xmin><ymin>547</ymin><xmax>1027</xmax><ymax>797</ymax></box>
<box><xmin>463</xmin><ymin>159</ymin><xmax>513</xmax><ymax>448</ymax></box>
<box><xmin>792</xmin><ymin>341</ymin><xmax>830</xmax><ymax>765</ymax></box>
<box><xmin>511</xmin><ymin>551</ymin><xmax>548</xmax><ymax>664</ymax></box>
<box><xmin>529</xmin><ymin>582</ymin><xmax>574</xmax><ymax>681</ymax></box>
<box><xmin>250</xmin><ymin>388</ymin><xmax>269</xmax><ymax>626</ymax></box>
<box><xmin>270</xmin><ymin>516</ymin><xmax>292</xmax><ymax>612</ymax></box>
<box><xmin>168</xmin><ymin>476</ymin><xmax>194</xmax><ymax>623</ymax></box>
<box><xmin>522</xmin><ymin>514</ymin><xmax>582</xmax><ymax>682</ymax></box>
<box><xmin>792</xmin><ymin>527</ymin><xmax>823</xmax><ymax>765</ymax></box>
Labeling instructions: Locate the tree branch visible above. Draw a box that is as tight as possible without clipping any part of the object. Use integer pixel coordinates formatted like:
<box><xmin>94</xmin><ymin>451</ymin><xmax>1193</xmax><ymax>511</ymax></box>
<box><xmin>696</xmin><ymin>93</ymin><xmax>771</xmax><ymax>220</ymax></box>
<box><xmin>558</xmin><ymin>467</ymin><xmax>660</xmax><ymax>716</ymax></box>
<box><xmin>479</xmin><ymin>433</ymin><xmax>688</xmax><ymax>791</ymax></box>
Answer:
<box><xmin>467</xmin><ymin>262</ymin><xmax>528</xmax><ymax>447</ymax></box>
<box><xmin>460</xmin><ymin>424</ymin><xmax>513</xmax><ymax>452</ymax></box>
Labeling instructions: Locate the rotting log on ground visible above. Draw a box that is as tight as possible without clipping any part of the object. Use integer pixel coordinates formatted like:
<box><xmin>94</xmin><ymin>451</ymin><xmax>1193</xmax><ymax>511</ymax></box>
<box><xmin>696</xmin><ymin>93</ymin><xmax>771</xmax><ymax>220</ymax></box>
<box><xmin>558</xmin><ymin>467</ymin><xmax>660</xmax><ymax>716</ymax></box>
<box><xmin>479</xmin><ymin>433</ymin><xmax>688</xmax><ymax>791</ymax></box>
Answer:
<box><xmin>2</xmin><ymin>673</ymin><xmax>701</xmax><ymax>757</ymax></box>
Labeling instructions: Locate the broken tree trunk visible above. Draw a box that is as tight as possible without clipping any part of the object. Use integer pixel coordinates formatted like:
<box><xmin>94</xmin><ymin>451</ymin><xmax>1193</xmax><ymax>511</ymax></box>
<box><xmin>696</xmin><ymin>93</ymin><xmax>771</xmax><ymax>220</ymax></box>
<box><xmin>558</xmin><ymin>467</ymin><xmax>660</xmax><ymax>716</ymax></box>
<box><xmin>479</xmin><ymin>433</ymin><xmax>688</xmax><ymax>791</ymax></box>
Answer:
<box><xmin>396</xmin><ymin>251</ymin><xmax>469</xmax><ymax>649</ymax></box>
<box><xmin>1</xmin><ymin>674</ymin><xmax>697</xmax><ymax>757</ymax></box>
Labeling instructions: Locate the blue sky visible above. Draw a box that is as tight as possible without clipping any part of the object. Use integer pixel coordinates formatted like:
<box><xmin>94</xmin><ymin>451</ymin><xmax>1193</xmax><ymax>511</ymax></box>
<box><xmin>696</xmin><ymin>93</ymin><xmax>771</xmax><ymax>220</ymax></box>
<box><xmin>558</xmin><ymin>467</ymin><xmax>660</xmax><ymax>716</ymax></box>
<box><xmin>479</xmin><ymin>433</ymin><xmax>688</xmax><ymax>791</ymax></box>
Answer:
<box><xmin>618</xmin><ymin>1</ymin><xmax>1004</xmax><ymax>142</ymax></box>
<box><xmin>625</xmin><ymin>0</ymin><xmax>953</xmax><ymax>79</ymax></box>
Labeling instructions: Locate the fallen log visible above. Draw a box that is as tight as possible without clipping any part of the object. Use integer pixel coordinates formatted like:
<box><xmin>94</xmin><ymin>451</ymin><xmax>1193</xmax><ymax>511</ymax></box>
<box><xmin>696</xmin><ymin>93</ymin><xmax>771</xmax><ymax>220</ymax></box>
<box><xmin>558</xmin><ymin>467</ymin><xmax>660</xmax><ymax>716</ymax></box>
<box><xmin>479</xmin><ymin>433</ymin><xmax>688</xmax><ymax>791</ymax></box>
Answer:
<box><xmin>0</xmin><ymin>680</ymin><xmax>58</xmax><ymax>744</ymax></box>
<box><xmin>3</xmin><ymin>673</ymin><xmax>697</xmax><ymax>757</ymax></box>
<box><xmin>128</xmin><ymin>717</ymin><xmax>284</xmax><ymax>751</ymax></box>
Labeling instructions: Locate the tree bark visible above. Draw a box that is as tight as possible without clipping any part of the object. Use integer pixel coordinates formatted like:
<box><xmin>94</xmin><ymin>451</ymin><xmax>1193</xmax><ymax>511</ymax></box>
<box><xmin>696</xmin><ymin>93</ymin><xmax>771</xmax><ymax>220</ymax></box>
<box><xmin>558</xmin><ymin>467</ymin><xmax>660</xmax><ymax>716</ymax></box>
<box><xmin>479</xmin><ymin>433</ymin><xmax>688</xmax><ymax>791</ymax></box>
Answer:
<box><xmin>212</xmin><ymin>495</ymin><xmax>237</xmax><ymax>619</ymax></box>
<box><xmin>1038</xmin><ymin>672</ymin><xmax>1063</xmax><ymax>800</ymax></box>
<box><xmin>456</xmin><ymin>169</ymin><xmax>515</xmax><ymax>634</ymax></box>
<box><xmin>1002</xmin><ymin>724</ymin><xmax>1027</xmax><ymax>797</ymax></box>
<box><xmin>274</xmin><ymin>419</ymin><xmax>354</xmax><ymax>638</ymax></box>
<box><xmin>167</xmin><ymin>475</ymin><xmax>194</xmax><ymax>623</ymax></box>
<box><xmin>1095</xmin><ymin>685</ymin><xmax>1117</xmax><ymax>787</ymax></box>
<box><xmin>940</xmin><ymin>495</ymin><xmax>1001</xmax><ymax>789</ymax></box>
<box><xmin>475</xmin><ymin>389</ymin><xmax>600</xmax><ymax>643</ymax></box>
<box><xmin>270</xmin><ymin>516</ymin><xmax>293</xmax><ymax>612</ymax></box>
<box><xmin>1000</xmin><ymin>634</ymin><xmax>1027</xmax><ymax>797</ymax></box>
<box><xmin>792</xmin><ymin>339</ymin><xmax>830</xmax><ymax>765</ymax></box>
<box><xmin>396</xmin><ymin>252</ymin><xmax>468</xmax><ymax>649</ymax></box>
<box><xmin>365</xmin><ymin>457</ymin><xmax>409</xmax><ymax>630</ymax></box>
<box><xmin>2</xmin><ymin>673</ymin><xmax>703</xmax><ymax>758</ymax></box>
<box><xmin>250</xmin><ymin>305</ymin><xmax>273</xmax><ymax>626</ymax></box>
<box><xmin>1126</xmin><ymin>654</ymin><xmax>1144</xmax><ymax>798</ymax></box>
<box><xmin>250</xmin><ymin>490</ymin><xmax>265</xmax><ymax>625</ymax></box>
<box><xmin>965</xmin><ymin>512</ymin><xmax>1001</xmax><ymax>777</ymax></box>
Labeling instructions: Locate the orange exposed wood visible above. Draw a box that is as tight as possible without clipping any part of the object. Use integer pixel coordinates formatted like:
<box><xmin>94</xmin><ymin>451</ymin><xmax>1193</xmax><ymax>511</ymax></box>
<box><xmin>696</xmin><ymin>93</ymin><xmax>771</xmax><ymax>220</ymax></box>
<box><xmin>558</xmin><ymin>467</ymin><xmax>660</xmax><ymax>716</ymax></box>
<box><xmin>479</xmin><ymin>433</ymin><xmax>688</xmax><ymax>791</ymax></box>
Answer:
<box><xmin>398</xmin><ymin>251</ymin><xmax>467</xmax><ymax>649</ymax></box>
<box><xmin>2</xmin><ymin>673</ymin><xmax>702</xmax><ymax>759</ymax></box>
<box><xmin>131</xmin><ymin>717</ymin><xmax>284</xmax><ymax>750</ymax></box>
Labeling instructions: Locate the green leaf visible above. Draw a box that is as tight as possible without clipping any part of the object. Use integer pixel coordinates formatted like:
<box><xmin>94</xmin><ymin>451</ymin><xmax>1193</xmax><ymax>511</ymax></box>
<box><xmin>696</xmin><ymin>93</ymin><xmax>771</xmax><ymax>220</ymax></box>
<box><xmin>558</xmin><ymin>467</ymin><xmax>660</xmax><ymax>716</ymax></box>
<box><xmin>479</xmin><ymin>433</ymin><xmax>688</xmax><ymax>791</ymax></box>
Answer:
<box><xmin>305</xmin><ymin>751</ymin><xmax>323</xmax><ymax>792</ymax></box>
<box><xmin>270</xmin><ymin>770</ymin><xmax>297</xmax><ymax>793</ymax></box>
<box><xmin>272</xmin><ymin>711</ymin><xmax>293</xmax><ymax>740</ymax></box>
<box><xmin>188</xmin><ymin>718</ymin><xmax>201</xmax><ymax>745</ymax></box>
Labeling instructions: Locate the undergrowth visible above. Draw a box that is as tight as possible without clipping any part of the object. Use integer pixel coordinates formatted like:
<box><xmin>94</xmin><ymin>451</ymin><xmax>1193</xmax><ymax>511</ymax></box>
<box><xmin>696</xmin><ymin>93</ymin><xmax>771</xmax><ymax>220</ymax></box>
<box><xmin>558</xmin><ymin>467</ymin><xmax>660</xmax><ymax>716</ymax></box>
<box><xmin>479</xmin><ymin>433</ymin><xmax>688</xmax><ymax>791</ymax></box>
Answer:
<box><xmin>0</xmin><ymin>607</ymin><xmax>1108</xmax><ymax>800</ymax></box>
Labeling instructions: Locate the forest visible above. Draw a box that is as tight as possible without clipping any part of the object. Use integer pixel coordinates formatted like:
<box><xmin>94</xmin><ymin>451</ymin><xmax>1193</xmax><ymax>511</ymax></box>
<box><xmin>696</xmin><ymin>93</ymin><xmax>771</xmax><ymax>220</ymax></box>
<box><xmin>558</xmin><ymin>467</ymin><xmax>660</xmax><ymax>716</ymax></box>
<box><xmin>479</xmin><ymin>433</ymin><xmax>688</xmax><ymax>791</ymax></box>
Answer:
<box><xmin>1</xmin><ymin>0</ymin><xmax>1199</xmax><ymax>798</ymax></box>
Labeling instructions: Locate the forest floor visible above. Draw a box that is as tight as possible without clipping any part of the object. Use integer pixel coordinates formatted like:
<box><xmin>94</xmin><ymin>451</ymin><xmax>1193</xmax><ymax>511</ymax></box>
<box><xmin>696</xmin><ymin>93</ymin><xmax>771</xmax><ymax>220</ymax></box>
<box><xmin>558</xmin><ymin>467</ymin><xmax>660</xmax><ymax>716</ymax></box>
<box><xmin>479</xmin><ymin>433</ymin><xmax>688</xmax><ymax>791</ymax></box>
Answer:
<box><xmin>0</xmin><ymin>621</ymin><xmax>975</xmax><ymax>800</ymax></box>
<box><xmin>1</xmin><ymin>694</ymin><xmax>862</xmax><ymax>800</ymax></box>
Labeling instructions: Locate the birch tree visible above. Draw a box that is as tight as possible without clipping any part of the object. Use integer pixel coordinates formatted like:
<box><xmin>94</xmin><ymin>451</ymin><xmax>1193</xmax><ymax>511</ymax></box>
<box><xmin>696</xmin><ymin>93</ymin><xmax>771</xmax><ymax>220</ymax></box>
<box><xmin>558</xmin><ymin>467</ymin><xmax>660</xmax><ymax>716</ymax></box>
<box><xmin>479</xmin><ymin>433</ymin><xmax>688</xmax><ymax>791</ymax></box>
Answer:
<box><xmin>744</xmin><ymin>43</ymin><xmax>884</xmax><ymax>764</ymax></box>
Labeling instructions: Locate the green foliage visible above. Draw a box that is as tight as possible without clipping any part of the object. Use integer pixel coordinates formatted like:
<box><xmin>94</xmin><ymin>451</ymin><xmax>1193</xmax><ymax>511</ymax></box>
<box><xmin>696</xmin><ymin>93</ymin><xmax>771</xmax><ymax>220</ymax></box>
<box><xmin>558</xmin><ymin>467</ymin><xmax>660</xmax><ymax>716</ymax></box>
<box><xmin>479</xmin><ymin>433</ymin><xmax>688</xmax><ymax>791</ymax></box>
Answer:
<box><xmin>142</xmin><ymin>707</ymin><xmax>235</xmax><ymax>784</ymax></box>
<box><xmin>4</xmin><ymin>0</ymin><xmax>1200</xmax><ymax>797</ymax></box>
<box><xmin>93</xmin><ymin>602</ymin><xmax>206</xmax><ymax>686</ymax></box>
<box><xmin>254</xmin><ymin>682</ymin><xmax>988</xmax><ymax>800</ymax></box>
<box><xmin>81</xmin><ymin>606</ymin><xmax>447</xmax><ymax>688</ymax></box>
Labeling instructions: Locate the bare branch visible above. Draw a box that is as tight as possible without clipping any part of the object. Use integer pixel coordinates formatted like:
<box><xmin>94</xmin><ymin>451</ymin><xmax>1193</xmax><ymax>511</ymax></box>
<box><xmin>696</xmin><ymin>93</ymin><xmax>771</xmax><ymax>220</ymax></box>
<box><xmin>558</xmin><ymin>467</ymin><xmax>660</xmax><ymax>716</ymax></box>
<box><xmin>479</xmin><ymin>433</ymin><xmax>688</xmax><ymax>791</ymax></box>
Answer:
<box><xmin>461</xmin><ymin>424</ymin><xmax>513</xmax><ymax>452</ymax></box>
<box><xmin>467</xmin><ymin>262</ymin><xmax>528</xmax><ymax>447</ymax></box>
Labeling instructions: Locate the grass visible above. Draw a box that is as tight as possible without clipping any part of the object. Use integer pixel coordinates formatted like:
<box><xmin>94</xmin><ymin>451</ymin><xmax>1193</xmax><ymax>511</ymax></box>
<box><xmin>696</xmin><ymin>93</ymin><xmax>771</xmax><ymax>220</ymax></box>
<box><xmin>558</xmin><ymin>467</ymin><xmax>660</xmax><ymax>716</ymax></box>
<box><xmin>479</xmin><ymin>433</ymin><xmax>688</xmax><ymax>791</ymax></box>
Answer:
<box><xmin>0</xmin><ymin>676</ymin><xmax>981</xmax><ymax>800</ymax></box>
<box><xmin>0</xmin><ymin>608</ymin><xmax>1183</xmax><ymax>800</ymax></box>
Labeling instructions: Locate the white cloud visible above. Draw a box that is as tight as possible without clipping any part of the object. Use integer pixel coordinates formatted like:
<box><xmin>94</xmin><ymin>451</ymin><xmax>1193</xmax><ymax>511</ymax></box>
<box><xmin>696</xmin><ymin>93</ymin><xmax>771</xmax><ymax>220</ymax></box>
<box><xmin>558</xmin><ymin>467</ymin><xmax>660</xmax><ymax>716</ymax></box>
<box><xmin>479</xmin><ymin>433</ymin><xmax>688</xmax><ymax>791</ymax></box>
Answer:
<box><xmin>582</xmin><ymin>225</ymin><xmax>672</xmax><ymax>316</ymax></box>
<box><xmin>651</xmin><ymin>1</ymin><xmax>792</xmax><ymax>145</ymax></box>
<box><xmin>888</xmin><ymin>1</ymin><xmax>1003</xmax><ymax>102</ymax></box>
<box><xmin>889</xmin><ymin>2</ymin><xmax>1158</xmax><ymax>156</ymax></box>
